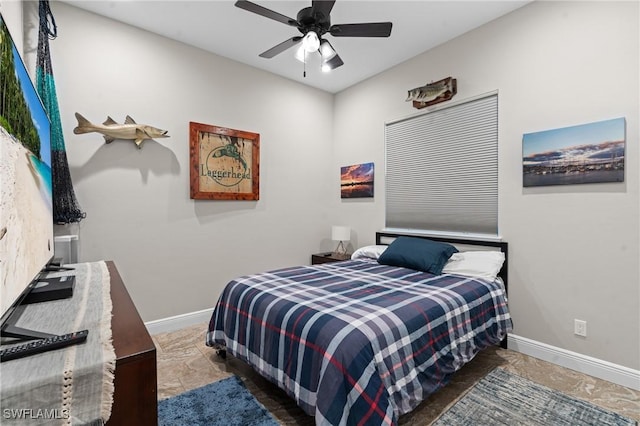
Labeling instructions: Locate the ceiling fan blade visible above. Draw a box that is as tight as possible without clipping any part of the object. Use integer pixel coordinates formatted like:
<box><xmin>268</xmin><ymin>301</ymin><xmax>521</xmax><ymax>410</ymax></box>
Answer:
<box><xmin>329</xmin><ymin>22</ymin><xmax>393</xmax><ymax>37</ymax></box>
<box><xmin>312</xmin><ymin>0</ymin><xmax>336</xmax><ymax>18</ymax></box>
<box><xmin>324</xmin><ymin>53</ymin><xmax>344</xmax><ymax>70</ymax></box>
<box><xmin>319</xmin><ymin>39</ymin><xmax>343</xmax><ymax>70</ymax></box>
<box><xmin>235</xmin><ymin>0</ymin><xmax>298</xmax><ymax>27</ymax></box>
<box><xmin>259</xmin><ymin>37</ymin><xmax>302</xmax><ymax>58</ymax></box>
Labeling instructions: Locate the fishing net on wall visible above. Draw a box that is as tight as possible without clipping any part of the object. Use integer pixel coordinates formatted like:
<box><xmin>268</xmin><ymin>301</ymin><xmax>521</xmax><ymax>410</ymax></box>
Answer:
<box><xmin>36</xmin><ymin>0</ymin><xmax>85</xmax><ymax>224</ymax></box>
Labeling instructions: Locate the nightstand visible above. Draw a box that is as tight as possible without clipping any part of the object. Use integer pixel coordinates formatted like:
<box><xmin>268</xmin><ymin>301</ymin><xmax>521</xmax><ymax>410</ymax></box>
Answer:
<box><xmin>311</xmin><ymin>252</ymin><xmax>351</xmax><ymax>265</ymax></box>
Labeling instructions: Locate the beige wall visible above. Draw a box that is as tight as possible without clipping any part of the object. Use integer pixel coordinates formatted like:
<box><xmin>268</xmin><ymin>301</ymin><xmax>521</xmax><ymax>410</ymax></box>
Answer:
<box><xmin>332</xmin><ymin>1</ymin><xmax>639</xmax><ymax>370</ymax></box>
<box><xmin>0</xmin><ymin>1</ymin><xmax>22</xmax><ymax>50</ymax></box>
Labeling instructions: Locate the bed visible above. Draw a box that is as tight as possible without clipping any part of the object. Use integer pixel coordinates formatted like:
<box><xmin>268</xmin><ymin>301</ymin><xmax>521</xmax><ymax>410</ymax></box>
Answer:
<box><xmin>206</xmin><ymin>232</ymin><xmax>513</xmax><ymax>425</ymax></box>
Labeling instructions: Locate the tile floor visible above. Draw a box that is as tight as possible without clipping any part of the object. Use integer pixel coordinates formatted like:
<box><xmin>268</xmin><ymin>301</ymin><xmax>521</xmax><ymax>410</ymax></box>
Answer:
<box><xmin>153</xmin><ymin>323</ymin><xmax>640</xmax><ymax>425</ymax></box>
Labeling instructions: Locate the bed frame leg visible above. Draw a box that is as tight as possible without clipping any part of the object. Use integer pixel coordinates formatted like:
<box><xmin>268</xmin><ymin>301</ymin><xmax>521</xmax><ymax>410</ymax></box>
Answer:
<box><xmin>216</xmin><ymin>348</ymin><xmax>227</xmax><ymax>359</ymax></box>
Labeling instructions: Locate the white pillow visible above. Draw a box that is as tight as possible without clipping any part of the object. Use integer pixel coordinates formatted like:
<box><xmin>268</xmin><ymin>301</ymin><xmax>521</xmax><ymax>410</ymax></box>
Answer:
<box><xmin>351</xmin><ymin>245</ymin><xmax>387</xmax><ymax>260</ymax></box>
<box><xmin>442</xmin><ymin>251</ymin><xmax>505</xmax><ymax>280</ymax></box>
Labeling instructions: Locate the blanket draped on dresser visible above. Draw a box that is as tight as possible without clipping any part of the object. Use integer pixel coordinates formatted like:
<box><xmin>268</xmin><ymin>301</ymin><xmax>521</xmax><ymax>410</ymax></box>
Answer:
<box><xmin>1</xmin><ymin>261</ymin><xmax>116</xmax><ymax>425</ymax></box>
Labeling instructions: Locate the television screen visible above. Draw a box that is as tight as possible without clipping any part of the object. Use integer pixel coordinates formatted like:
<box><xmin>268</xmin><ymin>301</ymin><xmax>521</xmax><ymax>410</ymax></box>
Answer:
<box><xmin>0</xmin><ymin>13</ymin><xmax>54</xmax><ymax>322</ymax></box>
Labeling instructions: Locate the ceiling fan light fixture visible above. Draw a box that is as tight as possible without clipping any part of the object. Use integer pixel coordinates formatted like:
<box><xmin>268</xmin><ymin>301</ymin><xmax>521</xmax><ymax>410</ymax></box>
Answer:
<box><xmin>302</xmin><ymin>31</ymin><xmax>320</xmax><ymax>52</ymax></box>
<box><xmin>319</xmin><ymin>40</ymin><xmax>336</xmax><ymax>60</ymax></box>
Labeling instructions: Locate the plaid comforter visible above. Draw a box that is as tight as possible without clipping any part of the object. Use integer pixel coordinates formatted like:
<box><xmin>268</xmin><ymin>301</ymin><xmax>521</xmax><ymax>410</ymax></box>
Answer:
<box><xmin>206</xmin><ymin>259</ymin><xmax>512</xmax><ymax>425</ymax></box>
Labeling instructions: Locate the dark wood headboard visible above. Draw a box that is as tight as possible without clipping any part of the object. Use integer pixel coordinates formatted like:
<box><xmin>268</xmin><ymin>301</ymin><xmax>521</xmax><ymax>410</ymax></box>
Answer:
<box><xmin>375</xmin><ymin>231</ymin><xmax>509</xmax><ymax>293</ymax></box>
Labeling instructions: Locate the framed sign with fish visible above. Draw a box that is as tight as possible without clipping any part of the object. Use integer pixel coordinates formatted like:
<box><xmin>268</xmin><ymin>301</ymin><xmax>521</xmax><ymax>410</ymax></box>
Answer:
<box><xmin>189</xmin><ymin>122</ymin><xmax>260</xmax><ymax>200</ymax></box>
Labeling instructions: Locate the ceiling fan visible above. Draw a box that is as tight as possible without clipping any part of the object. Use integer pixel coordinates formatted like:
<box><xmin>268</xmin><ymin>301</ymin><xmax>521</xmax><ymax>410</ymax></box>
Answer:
<box><xmin>235</xmin><ymin>0</ymin><xmax>392</xmax><ymax>73</ymax></box>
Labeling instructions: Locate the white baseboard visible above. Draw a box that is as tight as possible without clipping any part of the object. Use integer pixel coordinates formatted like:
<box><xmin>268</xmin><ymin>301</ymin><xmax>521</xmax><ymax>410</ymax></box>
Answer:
<box><xmin>144</xmin><ymin>308</ymin><xmax>213</xmax><ymax>335</ymax></box>
<box><xmin>508</xmin><ymin>334</ymin><xmax>640</xmax><ymax>391</ymax></box>
<box><xmin>144</xmin><ymin>312</ymin><xmax>640</xmax><ymax>391</ymax></box>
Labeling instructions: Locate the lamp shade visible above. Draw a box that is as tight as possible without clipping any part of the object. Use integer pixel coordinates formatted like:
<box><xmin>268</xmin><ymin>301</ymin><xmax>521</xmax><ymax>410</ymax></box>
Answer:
<box><xmin>331</xmin><ymin>226</ymin><xmax>350</xmax><ymax>242</ymax></box>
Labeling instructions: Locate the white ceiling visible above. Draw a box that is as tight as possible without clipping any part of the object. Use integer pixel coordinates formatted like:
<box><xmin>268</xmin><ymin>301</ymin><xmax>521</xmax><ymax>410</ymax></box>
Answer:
<box><xmin>61</xmin><ymin>1</ymin><xmax>531</xmax><ymax>94</ymax></box>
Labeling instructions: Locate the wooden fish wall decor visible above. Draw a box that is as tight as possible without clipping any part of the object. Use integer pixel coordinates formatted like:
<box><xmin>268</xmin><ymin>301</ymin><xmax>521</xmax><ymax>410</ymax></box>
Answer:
<box><xmin>73</xmin><ymin>113</ymin><xmax>169</xmax><ymax>149</ymax></box>
<box><xmin>406</xmin><ymin>76</ymin><xmax>457</xmax><ymax>109</ymax></box>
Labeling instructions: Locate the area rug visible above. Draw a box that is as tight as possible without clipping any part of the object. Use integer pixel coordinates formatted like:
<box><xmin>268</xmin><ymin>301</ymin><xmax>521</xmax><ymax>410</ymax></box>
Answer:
<box><xmin>158</xmin><ymin>376</ymin><xmax>279</xmax><ymax>426</ymax></box>
<box><xmin>433</xmin><ymin>368</ymin><xmax>637</xmax><ymax>426</ymax></box>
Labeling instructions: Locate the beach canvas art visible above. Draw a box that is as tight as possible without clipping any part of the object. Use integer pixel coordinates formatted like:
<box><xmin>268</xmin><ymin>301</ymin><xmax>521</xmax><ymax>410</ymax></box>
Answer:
<box><xmin>523</xmin><ymin>118</ymin><xmax>625</xmax><ymax>187</ymax></box>
<box><xmin>341</xmin><ymin>162</ymin><xmax>374</xmax><ymax>198</ymax></box>
<box><xmin>0</xmin><ymin>15</ymin><xmax>53</xmax><ymax>315</ymax></box>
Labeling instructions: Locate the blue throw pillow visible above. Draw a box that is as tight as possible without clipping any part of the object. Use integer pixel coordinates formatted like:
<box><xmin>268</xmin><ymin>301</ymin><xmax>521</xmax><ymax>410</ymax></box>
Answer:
<box><xmin>377</xmin><ymin>237</ymin><xmax>458</xmax><ymax>275</ymax></box>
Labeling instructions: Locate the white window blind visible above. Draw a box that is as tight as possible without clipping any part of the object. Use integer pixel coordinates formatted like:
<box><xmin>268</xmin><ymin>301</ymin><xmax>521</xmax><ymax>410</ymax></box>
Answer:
<box><xmin>385</xmin><ymin>93</ymin><xmax>498</xmax><ymax>235</ymax></box>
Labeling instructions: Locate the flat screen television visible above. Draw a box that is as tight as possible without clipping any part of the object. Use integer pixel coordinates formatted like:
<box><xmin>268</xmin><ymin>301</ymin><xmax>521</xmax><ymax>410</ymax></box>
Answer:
<box><xmin>0</xmin><ymin>13</ymin><xmax>56</xmax><ymax>340</ymax></box>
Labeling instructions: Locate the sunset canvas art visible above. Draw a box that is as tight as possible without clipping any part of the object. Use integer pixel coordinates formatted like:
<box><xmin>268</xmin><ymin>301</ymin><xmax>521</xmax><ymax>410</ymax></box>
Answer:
<box><xmin>341</xmin><ymin>162</ymin><xmax>374</xmax><ymax>198</ymax></box>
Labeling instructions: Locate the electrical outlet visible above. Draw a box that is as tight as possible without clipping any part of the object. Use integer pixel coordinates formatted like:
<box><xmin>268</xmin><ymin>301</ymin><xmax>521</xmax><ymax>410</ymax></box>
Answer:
<box><xmin>574</xmin><ymin>319</ymin><xmax>587</xmax><ymax>337</ymax></box>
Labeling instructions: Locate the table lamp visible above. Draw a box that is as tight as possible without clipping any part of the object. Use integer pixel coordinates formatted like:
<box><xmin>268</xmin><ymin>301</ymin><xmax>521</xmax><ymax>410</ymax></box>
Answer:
<box><xmin>331</xmin><ymin>226</ymin><xmax>350</xmax><ymax>255</ymax></box>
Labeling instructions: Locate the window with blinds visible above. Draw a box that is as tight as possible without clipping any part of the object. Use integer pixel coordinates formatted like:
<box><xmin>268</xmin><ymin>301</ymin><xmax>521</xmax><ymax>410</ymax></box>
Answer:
<box><xmin>384</xmin><ymin>92</ymin><xmax>498</xmax><ymax>235</ymax></box>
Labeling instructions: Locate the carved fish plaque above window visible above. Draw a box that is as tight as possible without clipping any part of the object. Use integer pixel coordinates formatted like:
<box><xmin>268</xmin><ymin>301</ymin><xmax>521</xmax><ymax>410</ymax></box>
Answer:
<box><xmin>406</xmin><ymin>76</ymin><xmax>457</xmax><ymax>109</ymax></box>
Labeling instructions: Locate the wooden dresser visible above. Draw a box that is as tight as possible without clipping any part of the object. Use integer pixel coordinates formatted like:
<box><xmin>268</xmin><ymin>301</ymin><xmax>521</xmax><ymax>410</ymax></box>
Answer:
<box><xmin>106</xmin><ymin>261</ymin><xmax>157</xmax><ymax>425</ymax></box>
